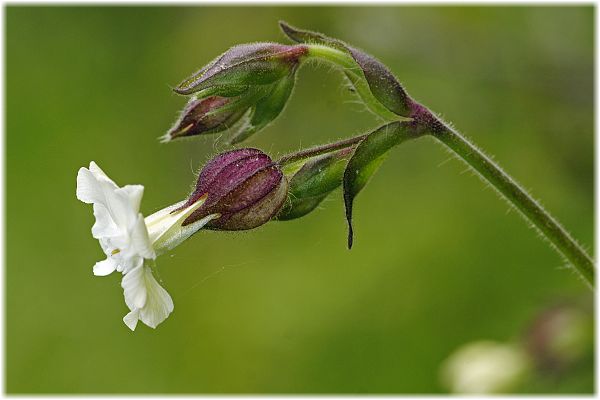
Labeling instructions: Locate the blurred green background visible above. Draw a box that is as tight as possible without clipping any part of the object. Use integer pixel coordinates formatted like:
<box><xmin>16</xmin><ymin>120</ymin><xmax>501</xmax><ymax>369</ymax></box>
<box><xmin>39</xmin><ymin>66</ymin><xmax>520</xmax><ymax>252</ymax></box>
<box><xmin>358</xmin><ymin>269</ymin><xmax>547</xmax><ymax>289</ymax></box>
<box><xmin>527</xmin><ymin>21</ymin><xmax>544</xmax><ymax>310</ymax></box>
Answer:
<box><xmin>6</xmin><ymin>5</ymin><xmax>594</xmax><ymax>394</ymax></box>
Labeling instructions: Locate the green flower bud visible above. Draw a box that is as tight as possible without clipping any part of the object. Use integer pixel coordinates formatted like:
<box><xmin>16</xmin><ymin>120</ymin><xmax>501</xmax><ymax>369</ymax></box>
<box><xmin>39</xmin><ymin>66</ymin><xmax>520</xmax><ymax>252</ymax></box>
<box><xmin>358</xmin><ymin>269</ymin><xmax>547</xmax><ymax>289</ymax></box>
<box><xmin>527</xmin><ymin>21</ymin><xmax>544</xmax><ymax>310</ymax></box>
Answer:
<box><xmin>276</xmin><ymin>148</ymin><xmax>352</xmax><ymax>221</ymax></box>
<box><xmin>174</xmin><ymin>43</ymin><xmax>308</xmax><ymax>96</ymax></box>
<box><xmin>279</xmin><ymin>21</ymin><xmax>415</xmax><ymax>118</ymax></box>
<box><xmin>162</xmin><ymin>95</ymin><xmax>248</xmax><ymax>141</ymax></box>
<box><xmin>169</xmin><ymin>43</ymin><xmax>307</xmax><ymax>144</ymax></box>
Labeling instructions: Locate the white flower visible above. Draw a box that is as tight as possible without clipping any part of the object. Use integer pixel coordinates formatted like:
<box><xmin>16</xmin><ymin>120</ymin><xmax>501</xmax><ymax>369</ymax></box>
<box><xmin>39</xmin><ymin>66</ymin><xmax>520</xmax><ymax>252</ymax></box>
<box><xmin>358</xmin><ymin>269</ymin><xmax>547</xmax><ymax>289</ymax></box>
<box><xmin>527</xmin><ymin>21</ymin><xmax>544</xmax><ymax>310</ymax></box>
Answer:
<box><xmin>76</xmin><ymin>162</ymin><xmax>218</xmax><ymax>330</ymax></box>
<box><xmin>440</xmin><ymin>340</ymin><xmax>531</xmax><ymax>394</ymax></box>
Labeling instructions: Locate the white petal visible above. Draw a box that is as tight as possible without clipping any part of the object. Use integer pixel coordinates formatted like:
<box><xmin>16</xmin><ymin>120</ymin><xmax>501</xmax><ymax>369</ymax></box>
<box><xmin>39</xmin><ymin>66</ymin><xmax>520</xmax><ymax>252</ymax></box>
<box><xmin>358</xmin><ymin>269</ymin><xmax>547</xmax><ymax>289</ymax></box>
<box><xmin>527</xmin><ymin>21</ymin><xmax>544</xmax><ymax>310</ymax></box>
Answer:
<box><xmin>122</xmin><ymin>265</ymin><xmax>148</xmax><ymax>309</ymax></box>
<box><xmin>109</xmin><ymin>185</ymin><xmax>144</xmax><ymax>229</ymax></box>
<box><xmin>76</xmin><ymin>162</ymin><xmax>120</xmax><ymax>204</ymax></box>
<box><xmin>123</xmin><ymin>309</ymin><xmax>140</xmax><ymax>331</ymax></box>
<box><xmin>119</xmin><ymin>185</ymin><xmax>144</xmax><ymax>215</ymax></box>
<box><xmin>93</xmin><ymin>258</ymin><xmax>117</xmax><ymax>276</ymax></box>
<box><xmin>89</xmin><ymin>161</ymin><xmax>118</xmax><ymax>186</ymax></box>
<box><xmin>138</xmin><ymin>267</ymin><xmax>174</xmax><ymax>329</ymax></box>
<box><xmin>77</xmin><ymin>163</ymin><xmax>137</xmax><ymax>233</ymax></box>
<box><xmin>91</xmin><ymin>203</ymin><xmax>120</xmax><ymax>238</ymax></box>
<box><xmin>76</xmin><ymin>167</ymin><xmax>104</xmax><ymax>204</ymax></box>
<box><xmin>129</xmin><ymin>214</ymin><xmax>155</xmax><ymax>260</ymax></box>
<box><xmin>121</xmin><ymin>265</ymin><xmax>174</xmax><ymax>330</ymax></box>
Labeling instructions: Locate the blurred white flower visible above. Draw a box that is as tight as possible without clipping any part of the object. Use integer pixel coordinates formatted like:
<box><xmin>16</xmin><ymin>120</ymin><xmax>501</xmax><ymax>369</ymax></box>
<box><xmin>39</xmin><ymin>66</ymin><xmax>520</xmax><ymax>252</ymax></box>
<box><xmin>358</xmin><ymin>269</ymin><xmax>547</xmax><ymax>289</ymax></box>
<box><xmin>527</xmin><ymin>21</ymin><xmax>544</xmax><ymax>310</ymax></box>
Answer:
<box><xmin>440</xmin><ymin>340</ymin><xmax>531</xmax><ymax>394</ymax></box>
<box><xmin>76</xmin><ymin>162</ymin><xmax>217</xmax><ymax>330</ymax></box>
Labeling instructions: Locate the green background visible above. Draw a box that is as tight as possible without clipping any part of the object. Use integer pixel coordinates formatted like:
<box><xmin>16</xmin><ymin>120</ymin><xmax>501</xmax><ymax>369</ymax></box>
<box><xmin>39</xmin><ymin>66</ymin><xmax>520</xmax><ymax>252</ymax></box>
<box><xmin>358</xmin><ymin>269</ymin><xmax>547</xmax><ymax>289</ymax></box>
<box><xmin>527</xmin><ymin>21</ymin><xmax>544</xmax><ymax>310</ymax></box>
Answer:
<box><xmin>6</xmin><ymin>6</ymin><xmax>594</xmax><ymax>394</ymax></box>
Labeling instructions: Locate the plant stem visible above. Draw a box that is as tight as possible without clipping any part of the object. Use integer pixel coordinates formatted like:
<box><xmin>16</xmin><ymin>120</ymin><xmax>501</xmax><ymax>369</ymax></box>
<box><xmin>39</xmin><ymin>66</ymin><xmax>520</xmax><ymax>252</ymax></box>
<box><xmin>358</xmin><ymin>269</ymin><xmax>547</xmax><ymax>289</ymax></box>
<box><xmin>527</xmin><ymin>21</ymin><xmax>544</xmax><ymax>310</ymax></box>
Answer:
<box><xmin>432</xmin><ymin>124</ymin><xmax>594</xmax><ymax>287</ymax></box>
<box><xmin>303</xmin><ymin>41</ymin><xmax>595</xmax><ymax>286</ymax></box>
<box><xmin>277</xmin><ymin>134</ymin><xmax>367</xmax><ymax>166</ymax></box>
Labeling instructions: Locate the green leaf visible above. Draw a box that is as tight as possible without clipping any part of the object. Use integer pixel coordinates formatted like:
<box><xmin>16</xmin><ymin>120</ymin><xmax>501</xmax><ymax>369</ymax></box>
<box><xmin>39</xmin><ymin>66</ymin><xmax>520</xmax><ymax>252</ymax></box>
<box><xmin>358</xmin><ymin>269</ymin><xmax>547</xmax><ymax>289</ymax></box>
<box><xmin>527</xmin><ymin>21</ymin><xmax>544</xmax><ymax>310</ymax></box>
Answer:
<box><xmin>343</xmin><ymin>121</ymin><xmax>413</xmax><ymax>248</ymax></box>
<box><xmin>279</xmin><ymin>21</ymin><xmax>412</xmax><ymax>117</ymax></box>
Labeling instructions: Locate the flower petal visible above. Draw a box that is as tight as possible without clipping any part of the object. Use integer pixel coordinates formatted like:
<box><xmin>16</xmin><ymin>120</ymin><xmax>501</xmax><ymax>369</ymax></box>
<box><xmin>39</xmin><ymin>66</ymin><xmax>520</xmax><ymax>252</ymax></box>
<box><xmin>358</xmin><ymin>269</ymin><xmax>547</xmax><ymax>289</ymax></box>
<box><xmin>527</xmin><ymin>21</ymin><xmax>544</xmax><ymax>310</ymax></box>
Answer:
<box><xmin>121</xmin><ymin>265</ymin><xmax>174</xmax><ymax>330</ymax></box>
<box><xmin>93</xmin><ymin>258</ymin><xmax>117</xmax><ymax>276</ymax></box>
<box><xmin>129</xmin><ymin>214</ymin><xmax>155</xmax><ymax>260</ymax></box>
<box><xmin>76</xmin><ymin>167</ymin><xmax>107</xmax><ymax>204</ymax></box>
<box><xmin>138</xmin><ymin>267</ymin><xmax>174</xmax><ymax>329</ymax></box>
<box><xmin>91</xmin><ymin>203</ymin><xmax>120</xmax><ymax>238</ymax></box>
<box><xmin>123</xmin><ymin>309</ymin><xmax>140</xmax><ymax>331</ymax></box>
<box><xmin>108</xmin><ymin>185</ymin><xmax>144</xmax><ymax>229</ymax></box>
<box><xmin>118</xmin><ymin>185</ymin><xmax>145</xmax><ymax>216</ymax></box>
<box><xmin>88</xmin><ymin>161</ymin><xmax>117</xmax><ymax>184</ymax></box>
<box><xmin>122</xmin><ymin>265</ymin><xmax>148</xmax><ymax>309</ymax></box>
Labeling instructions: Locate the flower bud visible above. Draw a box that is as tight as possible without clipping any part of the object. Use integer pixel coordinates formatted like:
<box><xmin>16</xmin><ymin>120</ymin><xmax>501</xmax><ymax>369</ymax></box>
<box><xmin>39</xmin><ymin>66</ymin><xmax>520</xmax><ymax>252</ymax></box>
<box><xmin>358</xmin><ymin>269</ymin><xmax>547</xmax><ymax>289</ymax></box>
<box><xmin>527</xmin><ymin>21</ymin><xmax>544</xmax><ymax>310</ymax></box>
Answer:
<box><xmin>162</xmin><ymin>95</ymin><xmax>248</xmax><ymax>141</ymax></box>
<box><xmin>525</xmin><ymin>303</ymin><xmax>593</xmax><ymax>373</ymax></box>
<box><xmin>276</xmin><ymin>148</ymin><xmax>351</xmax><ymax>221</ymax></box>
<box><xmin>168</xmin><ymin>43</ymin><xmax>307</xmax><ymax>144</ymax></box>
<box><xmin>174</xmin><ymin>43</ymin><xmax>308</xmax><ymax>96</ymax></box>
<box><xmin>279</xmin><ymin>21</ymin><xmax>415</xmax><ymax>117</ymax></box>
<box><xmin>179</xmin><ymin>148</ymin><xmax>288</xmax><ymax>231</ymax></box>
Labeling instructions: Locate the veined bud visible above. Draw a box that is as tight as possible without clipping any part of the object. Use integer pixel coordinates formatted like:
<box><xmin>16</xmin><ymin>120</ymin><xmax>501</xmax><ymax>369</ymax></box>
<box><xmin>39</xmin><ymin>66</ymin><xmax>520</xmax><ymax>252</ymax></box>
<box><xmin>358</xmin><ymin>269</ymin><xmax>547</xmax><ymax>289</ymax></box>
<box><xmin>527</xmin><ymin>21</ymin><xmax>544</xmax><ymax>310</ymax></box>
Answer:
<box><xmin>178</xmin><ymin>148</ymin><xmax>288</xmax><ymax>231</ymax></box>
<box><xmin>163</xmin><ymin>95</ymin><xmax>247</xmax><ymax>141</ymax></box>
<box><xmin>174</xmin><ymin>43</ymin><xmax>308</xmax><ymax>96</ymax></box>
<box><xmin>168</xmin><ymin>43</ymin><xmax>308</xmax><ymax>144</ymax></box>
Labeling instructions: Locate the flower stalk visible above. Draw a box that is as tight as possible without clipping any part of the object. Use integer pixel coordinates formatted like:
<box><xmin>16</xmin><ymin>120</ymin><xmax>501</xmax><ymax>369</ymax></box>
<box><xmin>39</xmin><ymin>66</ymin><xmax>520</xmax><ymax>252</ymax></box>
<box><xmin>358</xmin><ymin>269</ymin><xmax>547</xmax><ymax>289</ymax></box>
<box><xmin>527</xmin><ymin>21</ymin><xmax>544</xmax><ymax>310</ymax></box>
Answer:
<box><xmin>431</xmin><ymin>123</ymin><xmax>595</xmax><ymax>286</ymax></box>
<box><xmin>276</xmin><ymin>134</ymin><xmax>368</xmax><ymax>166</ymax></box>
<box><xmin>281</xmin><ymin>23</ymin><xmax>595</xmax><ymax>286</ymax></box>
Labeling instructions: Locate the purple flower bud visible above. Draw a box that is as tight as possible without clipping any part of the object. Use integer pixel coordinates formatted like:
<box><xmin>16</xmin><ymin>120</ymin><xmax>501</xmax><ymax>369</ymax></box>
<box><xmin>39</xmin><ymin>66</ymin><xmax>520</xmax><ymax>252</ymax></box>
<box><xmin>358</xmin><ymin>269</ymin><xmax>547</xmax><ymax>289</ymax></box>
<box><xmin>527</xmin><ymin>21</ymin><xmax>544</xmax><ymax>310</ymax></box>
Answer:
<box><xmin>525</xmin><ymin>302</ymin><xmax>593</xmax><ymax>373</ymax></box>
<box><xmin>163</xmin><ymin>96</ymin><xmax>248</xmax><ymax>141</ymax></box>
<box><xmin>178</xmin><ymin>148</ymin><xmax>288</xmax><ymax>231</ymax></box>
<box><xmin>174</xmin><ymin>43</ymin><xmax>308</xmax><ymax>96</ymax></box>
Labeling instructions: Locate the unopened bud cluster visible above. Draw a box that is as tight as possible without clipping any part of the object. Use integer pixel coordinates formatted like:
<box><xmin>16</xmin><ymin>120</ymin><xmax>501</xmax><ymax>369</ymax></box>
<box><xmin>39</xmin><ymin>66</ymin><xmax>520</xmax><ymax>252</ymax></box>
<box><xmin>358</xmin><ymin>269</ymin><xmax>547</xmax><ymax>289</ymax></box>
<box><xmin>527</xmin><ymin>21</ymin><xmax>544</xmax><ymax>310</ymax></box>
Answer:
<box><xmin>164</xmin><ymin>43</ymin><xmax>308</xmax><ymax>144</ymax></box>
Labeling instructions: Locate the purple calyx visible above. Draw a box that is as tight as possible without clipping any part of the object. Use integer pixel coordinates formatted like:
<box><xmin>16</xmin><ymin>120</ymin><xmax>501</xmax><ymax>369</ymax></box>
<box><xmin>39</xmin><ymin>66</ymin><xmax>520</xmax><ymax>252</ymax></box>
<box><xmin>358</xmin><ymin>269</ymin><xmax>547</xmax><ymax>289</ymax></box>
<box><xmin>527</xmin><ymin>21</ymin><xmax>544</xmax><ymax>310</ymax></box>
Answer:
<box><xmin>177</xmin><ymin>148</ymin><xmax>285</xmax><ymax>228</ymax></box>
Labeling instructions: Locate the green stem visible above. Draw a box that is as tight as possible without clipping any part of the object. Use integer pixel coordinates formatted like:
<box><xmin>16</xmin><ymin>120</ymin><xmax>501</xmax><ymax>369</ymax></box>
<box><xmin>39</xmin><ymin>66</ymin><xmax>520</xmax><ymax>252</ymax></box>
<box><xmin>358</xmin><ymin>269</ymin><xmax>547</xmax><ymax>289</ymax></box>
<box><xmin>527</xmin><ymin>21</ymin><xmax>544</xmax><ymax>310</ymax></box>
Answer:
<box><xmin>303</xmin><ymin>42</ymin><xmax>594</xmax><ymax>286</ymax></box>
<box><xmin>432</xmin><ymin>125</ymin><xmax>594</xmax><ymax>287</ymax></box>
<box><xmin>277</xmin><ymin>134</ymin><xmax>367</xmax><ymax>166</ymax></box>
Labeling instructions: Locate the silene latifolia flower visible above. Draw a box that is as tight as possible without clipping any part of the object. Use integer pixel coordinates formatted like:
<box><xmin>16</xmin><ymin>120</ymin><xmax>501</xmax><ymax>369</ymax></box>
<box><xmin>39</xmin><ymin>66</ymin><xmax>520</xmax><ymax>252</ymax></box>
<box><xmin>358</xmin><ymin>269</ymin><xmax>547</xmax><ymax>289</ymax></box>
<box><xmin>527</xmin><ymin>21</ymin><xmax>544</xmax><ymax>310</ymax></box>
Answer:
<box><xmin>76</xmin><ymin>149</ymin><xmax>287</xmax><ymax>330</ymax></box>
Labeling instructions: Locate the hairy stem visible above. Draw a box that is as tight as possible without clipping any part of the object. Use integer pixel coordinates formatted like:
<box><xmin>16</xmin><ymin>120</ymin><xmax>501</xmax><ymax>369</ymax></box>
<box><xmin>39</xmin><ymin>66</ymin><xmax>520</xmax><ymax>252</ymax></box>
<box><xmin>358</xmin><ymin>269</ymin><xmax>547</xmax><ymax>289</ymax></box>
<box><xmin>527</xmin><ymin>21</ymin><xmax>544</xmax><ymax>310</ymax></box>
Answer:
<box><xmin>300</xmin><ymin>41</ymin><xmax>594</xmax><ymax>286</ymax></box>
<box><xmin>431</xmin><ymin>124</ymin><xmax>594</xmax><ymax>287</ymax></box>
<box><xmin>277</xmin><ymin>134</ymin><xmax>367</xmax><ymax>166</ymax></box>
